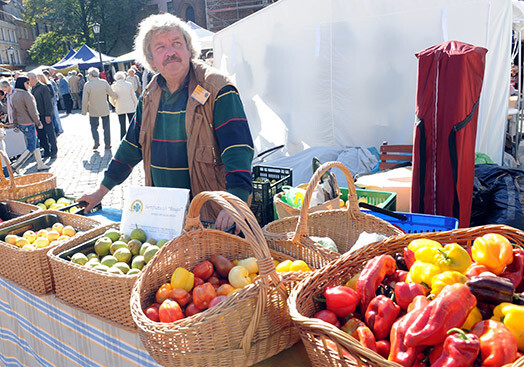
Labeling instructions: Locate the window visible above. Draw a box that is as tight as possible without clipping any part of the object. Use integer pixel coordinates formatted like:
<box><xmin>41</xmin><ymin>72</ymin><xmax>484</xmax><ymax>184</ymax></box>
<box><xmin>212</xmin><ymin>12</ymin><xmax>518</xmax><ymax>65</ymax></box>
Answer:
<box><xmin>167</xmin><ymin>1</ymin><xmax>173</xmax><ymax>13</ymax></box>
<box><xmin>185</xmin><ymin>6</ymin><xmax>195</xmax><ymax>22</ymax></box>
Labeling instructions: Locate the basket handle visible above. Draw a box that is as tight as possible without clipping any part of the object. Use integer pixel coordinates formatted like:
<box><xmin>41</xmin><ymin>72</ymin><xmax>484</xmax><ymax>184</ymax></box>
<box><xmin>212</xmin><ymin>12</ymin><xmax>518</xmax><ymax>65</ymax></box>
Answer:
<box><xmin>0</xmin><ymin>149</ymin><xmax>14</xmax><ymax>189</ymax></box>
<box><xmin>292</xmin><ymin>161</ymin><xmax>358</xmax><ymax>244</ymax></box>
<box><xmin>185</xmin><ymin>191</ymin><xmax>283</xmax><ymax>354</ymax></box>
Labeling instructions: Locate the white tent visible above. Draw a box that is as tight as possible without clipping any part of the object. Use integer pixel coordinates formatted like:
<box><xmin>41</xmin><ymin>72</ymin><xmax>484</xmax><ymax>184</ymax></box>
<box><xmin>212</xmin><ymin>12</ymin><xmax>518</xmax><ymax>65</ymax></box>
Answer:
<box><xmin>111</xmin><ymin>51</ymin><xmax>138</xmax><ymax>64</ymax></box>
<box><xmin>214</xmin><ymin>0</ymin><xmax>511</xmax><ymax>164</ymax></box>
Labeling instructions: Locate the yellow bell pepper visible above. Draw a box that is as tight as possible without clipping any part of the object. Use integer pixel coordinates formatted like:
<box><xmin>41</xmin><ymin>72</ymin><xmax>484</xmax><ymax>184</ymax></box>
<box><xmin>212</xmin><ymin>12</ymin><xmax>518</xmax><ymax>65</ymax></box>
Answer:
<box><xmin>414</xmin><ymin>246</ymin><xmax>441</xmax><ymax>264</ymax></box>
<box><xmin>170</xmin><ymin>267</ymin><xmax>194</xmax><ymax>292</ymax></box>
<box><xmin>408</xmin><ymin>238</ymin><xmax>443</xmax><ymax>252</ymax></box>
<box><xmin>406</xmin><ymin>261</ymin><xmax>441</xmax><ymax>287</ymax></box>
<box><xmin>430</xmin><ymin>270</ymin><xmax>468</xmax><ymax>295</ymax></box>
<box><xmin>472</xmin><ymin>233</ymin><xmax>513</xmax><ymax>275</ymax></box>
<box><xmin>462</xmin><ymin>306</ymin><xmax>482</xmax><ymax>331</ymax></box>
<box><xmin>434</xmin><ymin>243</ymin><xmax>472</xmax><ymax>274</ymax></box>
<box><xmin>345</xmin><ymin>272</ymin><xmax>360</xmax><ymax>290</ymax></box>
<box><xmin>492</xmin><ymin>302</ymin><xmax>524</xmax><ymax>351</ymax></box>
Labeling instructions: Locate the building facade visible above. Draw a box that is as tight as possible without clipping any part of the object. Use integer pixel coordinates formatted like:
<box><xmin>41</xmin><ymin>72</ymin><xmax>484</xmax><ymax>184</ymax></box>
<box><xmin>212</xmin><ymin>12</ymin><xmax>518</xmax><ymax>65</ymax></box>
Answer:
<box><xmin>0</xmin><ymin>0</ymin><xmax>35</xmax><ymax>69</ymax></box>
<box><xmin>143</xmin><ymin>0</ymin><xmax>277</xmax><ymax>32</ymax></box>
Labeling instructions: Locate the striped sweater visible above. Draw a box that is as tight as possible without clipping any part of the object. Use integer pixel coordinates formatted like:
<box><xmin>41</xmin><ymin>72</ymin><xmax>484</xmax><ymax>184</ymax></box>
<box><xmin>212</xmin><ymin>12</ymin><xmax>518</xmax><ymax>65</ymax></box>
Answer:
<box><xmin>102</xmin><ymin>74</ymin><xmax>254</xmax><ymax>201</ymax></box>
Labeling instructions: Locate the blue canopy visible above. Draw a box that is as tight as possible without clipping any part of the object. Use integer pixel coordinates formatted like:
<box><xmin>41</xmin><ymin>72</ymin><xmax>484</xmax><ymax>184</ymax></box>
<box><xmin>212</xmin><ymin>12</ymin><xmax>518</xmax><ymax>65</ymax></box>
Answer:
<box><xmin>54</xmin><ymin>49</ymin><xmax>76</xmax><ymax>66</ymax></box>
<box><xmin>52</xmin><ymin>45</ymin><xmax>114</xmax><ymax>69</ymax></box>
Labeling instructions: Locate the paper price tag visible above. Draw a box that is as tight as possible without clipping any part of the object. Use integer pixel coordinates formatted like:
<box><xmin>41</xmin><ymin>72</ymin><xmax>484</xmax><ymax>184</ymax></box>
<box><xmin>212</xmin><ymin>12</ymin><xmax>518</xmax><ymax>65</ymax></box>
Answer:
<box><xmin>120</xmin><ymin>186</ymin><xmax>190</xmax><ymax>242</ymax></box>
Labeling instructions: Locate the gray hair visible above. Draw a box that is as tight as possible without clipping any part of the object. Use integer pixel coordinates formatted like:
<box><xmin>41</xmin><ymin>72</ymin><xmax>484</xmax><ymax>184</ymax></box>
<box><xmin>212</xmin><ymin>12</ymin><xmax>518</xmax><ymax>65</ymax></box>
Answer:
<box><xmin>56</xmin><ymin>73</ymin><xmax>64</xmax><ymax>78</ymax></box>
<box><xmin>134</xmin><ymin>13</ymin><xmax>200</xmax><ymax>72</ymax></box>
<box><xmin>0</xmin><ymin>79</ymin><xmax>11</xmax><ymax>89</ymax></box>
<box><xmin>114</xmin><ymin>71</ymin><xmax>126</xmax><ymax>81</ymax></box>
<box><xmin>26</xmin><ymin>72</ymin><xmax>36</xmax><ymax>80</ymax></box>
<box><xmin>87</xmin><ymin>67</ymin><xmax>99</xmax><ymax>78</ymax></box>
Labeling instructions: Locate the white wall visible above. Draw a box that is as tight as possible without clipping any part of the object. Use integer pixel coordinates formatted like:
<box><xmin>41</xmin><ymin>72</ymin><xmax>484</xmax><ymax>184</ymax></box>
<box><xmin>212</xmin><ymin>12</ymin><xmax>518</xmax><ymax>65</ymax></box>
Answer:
<box><xmin>214</xmin><ymin>0</ymin><xmax>511</xmax><ymax>164</ymax></box>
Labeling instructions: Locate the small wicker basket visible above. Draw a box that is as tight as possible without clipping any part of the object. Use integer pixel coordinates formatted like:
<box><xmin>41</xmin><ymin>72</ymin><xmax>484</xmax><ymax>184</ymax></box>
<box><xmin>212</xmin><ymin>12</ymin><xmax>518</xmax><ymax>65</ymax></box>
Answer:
<box><xmin>0</xmin><ymin>210</ymin><xmax>100</xmax><ymax>294</ymax></box>
<box><xmin>1</xmin><ymin>199</ymin><xmax>41</xmax><ymax>222</ymax></box>
<box><xmin>130</xmin><ymin>191</ymin><xmax>306</xmax><ymax>367</ymax></box>
<box><xmin>263</xmin><ymin>161</ymin><xmax>403</xmax><ymax>269</ymax></box>
<box><xmin>287</xmin><ymin>224</ymin><xmax>524</xmax><ymax>367</ymax></box>
<box><xmin>0</xmin><ymin>150</ymin><xmax>56</xmax><ymax>201</ymax></box>
<box><xmin>48</xmin><ymin>223</ymin><xmax>140</xmax><ymax>328</ymax></box>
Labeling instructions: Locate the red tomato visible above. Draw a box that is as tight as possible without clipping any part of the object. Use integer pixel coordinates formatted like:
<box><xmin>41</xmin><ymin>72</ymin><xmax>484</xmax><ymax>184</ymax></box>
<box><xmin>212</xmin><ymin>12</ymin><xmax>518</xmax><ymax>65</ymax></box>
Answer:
<box><xmin>193</xmin><ymin>276</ymin><xmax>205</xmax><ymax>288</ymax></box>
<box><xmin>155</xmin><ymin>283</ymin><xmax>173</xmax><ymax>304</ymax></box>
<box><xmin>185</xmin><ymin>302</ymin><xmax>203</xmax><ymax>317</ymax></box>
<box><xmin>313</xmin><ymin>310</ymin><xmax>340</xmax><ymax>328</ymax></box>
<box><xmin>144</xmin><ymin>303</ymin><xmax>160</xmax><ymax>322</ymax></box>
<box><xmin>193</xmin><ymin>260</ymin><xmax>214</xmax><ymax>280</ymax></box>
<box><xmin>216</xmin><ymin>283</ymin><xmax>235</xmax><ymax>296</ymax></box>
<box><xmin>193</xmin><ymin>282</ymin><xmax>217</xmax><ymax>310</ymax></box>
<box><xmin>209</xmin><ymin>295</ymin><xmax>227</xmax><ymax>308</ymax></box>
<box><xmin>158</xmin><ymin>299</ymin><xmax>184</xmax><ymax>323</ymax></box>
<box><xmin>168</xmin><ymin>288</ymin><xmax>191</xmax><ymax>307</ymax></box>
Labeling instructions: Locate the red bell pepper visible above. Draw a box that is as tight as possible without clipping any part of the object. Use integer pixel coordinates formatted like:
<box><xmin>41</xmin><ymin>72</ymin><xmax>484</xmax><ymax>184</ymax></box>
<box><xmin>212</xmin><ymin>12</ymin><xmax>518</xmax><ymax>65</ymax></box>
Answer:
<box><xmin>404</xmin><ymin>247</ymin><xmax>416</xmax><ymax>269</ymax></box>
<box><xmin>388</xmin><ymin>295</ymin><xmax>429</xmax><ymax>366</ymax></box>
<box><xmin>384</xmin><ymin>270</ymin><xmax>409</xmax><ymax>288</ymax></box>
<box><xmin>313</xmin><ymin>309</ymin><xmax>341</xmax><ymax>328</ymax></box>
<box><xmin>500</xmin><ymin>248</ymin><xmax>524</xmax><ymax>289</ymax></box>
<box><xmin>356</xmin><ymin>255</ymin><xmax>396</xmax><ymax>311</ymax></box>
<box><xmin>404</xmin><ymin>283</ymin><xmax>476</xmax><ymax>347</ymax></box>
<box><xmin>376</xmin><ymin>340</ymin><xmax>390</xmax><ymax>359</ymax></box>
<box><xmin>341</xmin><ymin>317</ymin><xmax>366</xmax><ymax>338</ymax></box>
<box><xmin>394</xmin><ymin>282</ymin><xmax>428</xmax><ymax>310</ymax></box>
<box><xmin>356</xmin><ymin>325</ymin><xmax>377</xmax><ymax>352</ymax></box>
<box><xmin>365</xmin><ymin>295</ymin><xmax>401</xmax><ymax>340</ymax></box>
<box><xmin>471</xmin><ymin>319</ymin><xmax>518</xmax><ymax>367</ymax></box>
<box><xmin>466</xmin><ymin>262</ymin><xmax>491</xmax><ymax>278</ymax></box>
<box><xmin>431</xmin><ymin>328</ymin><xmax>480</xmax><ymax>367</ymax></box>
<box><xmin>324</xmin><ymin>285</ymin><xmax>360</xmax><ymax>318</ymax></box>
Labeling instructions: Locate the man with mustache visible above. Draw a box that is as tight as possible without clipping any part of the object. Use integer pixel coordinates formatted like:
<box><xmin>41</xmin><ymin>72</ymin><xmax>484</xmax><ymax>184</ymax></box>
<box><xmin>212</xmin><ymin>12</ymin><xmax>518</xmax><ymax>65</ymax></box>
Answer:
<box><xmin>80</xmin><ymin>13</ymin><xmax>254</xmax><ymax>230</ymax></box>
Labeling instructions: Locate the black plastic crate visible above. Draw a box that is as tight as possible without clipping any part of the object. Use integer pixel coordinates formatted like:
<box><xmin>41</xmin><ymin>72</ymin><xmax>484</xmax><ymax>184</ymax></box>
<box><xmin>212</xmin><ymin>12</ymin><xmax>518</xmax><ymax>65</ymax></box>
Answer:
<box><xmin>250</xmin><ymin>165</ymin><xmax>292</xmax><ymax>226</ymax></box>
<box><xmin>16</xmin><ymin>188</ymin><xmax>101</xmax><ymax>215</ymax></box>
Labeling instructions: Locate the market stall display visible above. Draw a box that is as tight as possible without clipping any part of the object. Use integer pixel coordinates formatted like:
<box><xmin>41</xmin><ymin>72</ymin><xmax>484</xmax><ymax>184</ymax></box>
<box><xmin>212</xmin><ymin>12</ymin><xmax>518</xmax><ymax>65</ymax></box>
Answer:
<box><xmin>0</xmin><ymin>150</ymin><xmax>56</xmax><ymax>201</ymax></box>
<box><xmin>263</xmin><ymin>161</ymin><xmax>403</xmax><ymax>269</ymax></box>
<box><xmin>130</xmin><ymin>191</ymin><xmax>305</xmax><ymax>367</ymax></box>
<box><xmin>287</xmin><ymin>224</ymin><xmax>524</xmax><ymax>367</ymax></box>
<box><xmin>0</xmin><ymin>210</ymin><xmax>100</xmax><ymax>294</ymax></box>
<box><xmin>48</xmin><ymin>223</ymin><xmax>157</xmax><ymax>328</ymax></box>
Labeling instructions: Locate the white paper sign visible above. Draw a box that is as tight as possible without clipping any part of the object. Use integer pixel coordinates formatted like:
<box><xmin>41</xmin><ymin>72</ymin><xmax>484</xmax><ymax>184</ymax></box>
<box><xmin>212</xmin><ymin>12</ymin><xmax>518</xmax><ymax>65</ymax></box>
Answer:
<box><xmin>120</xmin><ymin>186</ymin><xmax>190</xmax><ymax>242</ymax></box>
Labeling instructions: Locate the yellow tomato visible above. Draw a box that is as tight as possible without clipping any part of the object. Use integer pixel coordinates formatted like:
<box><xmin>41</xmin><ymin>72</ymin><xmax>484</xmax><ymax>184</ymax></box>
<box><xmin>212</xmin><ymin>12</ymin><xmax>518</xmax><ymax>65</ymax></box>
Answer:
<box><xmin>289</xmin><ymin>260</ymin><xmax>310</xmax><ymax>272</ymax></box>
<box><xmin>276</xmin><ymin>260</ymin><xmax>292</xmax><ymax>273</ymax></box>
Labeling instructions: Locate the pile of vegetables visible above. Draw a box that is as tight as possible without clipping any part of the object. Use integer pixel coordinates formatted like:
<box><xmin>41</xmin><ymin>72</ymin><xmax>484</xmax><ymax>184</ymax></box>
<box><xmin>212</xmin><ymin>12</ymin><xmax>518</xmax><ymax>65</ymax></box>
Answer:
<box><xmin>313</xmin><ymin>233</ymin><xmax>524</xmax><ymax>367</ymax></box>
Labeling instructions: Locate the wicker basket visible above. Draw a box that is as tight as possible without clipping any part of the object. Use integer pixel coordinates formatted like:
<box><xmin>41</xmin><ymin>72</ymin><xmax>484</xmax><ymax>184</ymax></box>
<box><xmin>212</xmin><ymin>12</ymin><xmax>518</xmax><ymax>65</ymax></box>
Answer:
<box><xmin>1</xmin><ymin>199</ymin><xmax>41</xmax><ymax>222</ymax></box>
<box><xmin>130</xmin><ymin>191</ymin><xmax>306</xmax><ymax>367</ymax></box>
<box><xmin>48</xmin><ymin>223</ymin><xmax>140</xmax><ymax>328</ymax></box>
<box><xmin>0</xmin><ymin>150</ymin><xmax>56</xmax><ymax>201</ymax></box>
<box><xmin>263</xmin><ymin>161</ymin><xmax>403</xmax><ymax>269</ymax></box>
<box><xmin>287</xmin><ymin>224</ymin><xmax>524</xmax><ymax>367</ymax></box>
<box><xmin>0</xmin><ymin>210</ymin><xmax>100</xmax><ymax>294</ymax></box>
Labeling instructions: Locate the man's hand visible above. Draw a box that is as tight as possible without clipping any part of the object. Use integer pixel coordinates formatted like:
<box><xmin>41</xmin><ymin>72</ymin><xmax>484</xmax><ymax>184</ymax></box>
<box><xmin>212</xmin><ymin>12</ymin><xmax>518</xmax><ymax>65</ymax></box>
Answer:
<box><xmin>45</xmin><ymin>116</ymin><xmax>51</xmax><ymax>124</ymax></box>
<box><xmin>215</xmin><ymin>209</ymin><xmax>240</xmax><ymax>234</ymax></box>
<box><xmin>78</xmin><ymin>185</ymin><xmax>110</xmax><ymax>212</ymax></box>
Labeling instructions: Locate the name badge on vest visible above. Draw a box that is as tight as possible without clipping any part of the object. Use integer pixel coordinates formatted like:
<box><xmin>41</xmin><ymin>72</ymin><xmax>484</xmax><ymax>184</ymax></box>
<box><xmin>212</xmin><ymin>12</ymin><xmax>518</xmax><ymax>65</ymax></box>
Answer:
<box><xmin>191</xmin><ymin>85</ymin><xmax>210</xmax><ymax>105</ymax></box>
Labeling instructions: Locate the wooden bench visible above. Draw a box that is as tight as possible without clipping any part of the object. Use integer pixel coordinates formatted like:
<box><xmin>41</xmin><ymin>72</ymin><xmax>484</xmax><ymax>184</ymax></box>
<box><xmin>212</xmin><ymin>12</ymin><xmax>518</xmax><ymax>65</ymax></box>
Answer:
<box><xmin>379</xmin><ymin>141</ymin><xmax>413</xmax><ymax>170</ymax></box>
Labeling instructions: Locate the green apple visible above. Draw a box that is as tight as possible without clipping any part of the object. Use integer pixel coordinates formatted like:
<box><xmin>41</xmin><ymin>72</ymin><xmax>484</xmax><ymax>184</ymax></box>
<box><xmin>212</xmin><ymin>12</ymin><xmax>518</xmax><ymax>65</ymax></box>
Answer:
<box><xmin>131</xmin><ymin>255</ymin><xmax>145</xmax><ymax>270</ymax></box>
<box><xmin>93</xmin><ymin>264</ymin><xmax>109</xmax><ymax>272</ymax></box>
<box><xmin>130</xmin><ymin>228</ymin><xmax>147</xmax><ymax>243</ymax></box>
<box><xmin>113</xmin><ymin>248</ymin><xmax>132</xmax><ymax>263</ymax></box>
<box><xmin>143</xmin><ymin>245</ymin><xmax>159</xmax><ymax>264</ymax></box>
<box><xmin>118</xmin><ymin>234</ymin><xmax>131</xmax><ymax>244</ymax></box>
<box><xmin>139</xmin><ymin>243</ymin><xmax>151</xmax><ymax>256</ymax></box>
<box><xmin>104</xmin><ymin>229</ymin><xmax>121</xmax><ymax>242</ymax></box>
<box><xmin>127</xmin><ymin>239</ymin><xmax>142</xmax><ymax>255</ymax></box>
<box><xmin>107</xmin><ymin>266</ymin><xmax>123</xmax><ymax>275</ymax></box>
<box><xmin>94</xmin><ymin>237</ymin><xmax>112</xmax><ymax>257</ymax></box>
<box><xmin>110</xmin><ymin>240</ymin><xmax>128</xmax><ymax>255</ymax></box>
<box><xmin>101</xmin><ymin>255</ymin><xmax>118</xmax><ymax>268</ymax></box>
<box><xmin>127</xmin><ymin>268</ymin><xmax>140</xmax><ymax>275</ymax></box>
<box><xmin>156</xmin><ymin>239</ymin><xmax>169</xmax><ymax>248</ymax></box>
<box><xmin>71</xmin><ymin>252</ymin><xmax>88</xmax><ymax>265</ymax></box>
<box><xmin>114</xmin><ymin>262</ymin><xmax>130</xmax><ymax>274</ymax></box>
<box><xmin>86</xmin><ymin>252</ymin><xmax>98</xmax><ymax>260</ymax></box>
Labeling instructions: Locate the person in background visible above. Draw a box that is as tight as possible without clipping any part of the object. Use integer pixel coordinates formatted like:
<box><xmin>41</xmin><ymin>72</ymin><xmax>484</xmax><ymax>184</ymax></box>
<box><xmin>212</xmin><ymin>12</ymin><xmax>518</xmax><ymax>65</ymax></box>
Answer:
<box><xmin>28</xmin><ymin>72</ymin><xmax>57</xmax><ymax>160</ymax></box>
<box><xmin>56</xmin><ymin>73</ymin><xmax>72</xmax><ymax>114</ymax></box>
<box><xmin>10</xmin><ymin>76</ymin><xmax>49</xmax><ymax>170</ymax></box>
<box><xmin>42</xmin><ymin>70</ymin><xmax>64</xmax><ymax>136</ymax></box>
<box><xmin>77</xmin><ymin>73</ymin><xmax>85</xmax><ymax>104</ymax></box>
<box><xmin>126</xmin><ymin>66</ymin><xmax>141</xmax><ymax>98</ymax></box>
<box><xmin>109</xmin><ymin>71</ymin><xmax>137</xmax><ymax>139</ymax></box>
<box><xmin>68</xmin><ymin>70</ymin><xmax>81</xmax><ymax>111</ymax></box>
<box><xmin>79</xmin><ymin>13</ymin><xmax>254</xmax><ymax>230</ymax></box>
<box><xmin>81</xmin><ymin>67</ymin><xmax>118</xmax><ymax>150</ymax></box>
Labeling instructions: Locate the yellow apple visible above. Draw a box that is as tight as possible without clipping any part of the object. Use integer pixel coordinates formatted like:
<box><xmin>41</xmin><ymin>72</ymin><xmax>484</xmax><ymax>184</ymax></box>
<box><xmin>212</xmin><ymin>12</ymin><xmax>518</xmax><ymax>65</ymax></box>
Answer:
<box><xmin>57</xmin><ymin>197</ymin><xmax>71</xmax><ymax>205</ymax></box>
<box><xmin>36</xmin><ymin>203</ymin><xmax>47</xmax><ymax>210</ymax></box>
<box><xmin>47</xmin><ymin>230</ymin><xmax>60</xmax><ymax>242</ymax></box>
<box><xmin>44</xmin><ymin>198</ymin><xmax>56</xmax><ymax>208</ymax></box>
<box><xmin>16</xmin><ymin>237</ymin><xmax>30</xmax><ymax>248</ymax></box>
<box><xmin>51</xmin><ymin>222</ymin><xmax>64</xmax><ymax>235</ymax></box>
<box><xmin>37</xmin><ymin>229</ymin><xmax>48</xmax><ymax>238</ymax></box>
<box><xmin>34</xmin><ymin>237</ymin><xmax>50</xmax><ymax>248</ymax></box>
<box><xmin>23</xmin><ymin>230</ymin><xmax>37</xmax><ymax>244</ymax></box>
<box><xmin>57</xmin><ymin>235</ymin><xmax>70</xmax><ymax>242</ymax></box>
<box><xmin>62</xmin><ymin>226</ymin><xmax>76</xmax><ymax>237</ymax></box>
<box><xmin>22</xmin><ymin>244</ymin><xmax>36</xmax><ymax>251</ymax></box>
<box><xmin>237</xmin><ymin>257</ymin><xmax>258</xmax><ymax>274</ymax></box>
<box><xmin>5</xmin><ymin>234</ymin><xmax>18</xmax><ymax>246</ymax></box>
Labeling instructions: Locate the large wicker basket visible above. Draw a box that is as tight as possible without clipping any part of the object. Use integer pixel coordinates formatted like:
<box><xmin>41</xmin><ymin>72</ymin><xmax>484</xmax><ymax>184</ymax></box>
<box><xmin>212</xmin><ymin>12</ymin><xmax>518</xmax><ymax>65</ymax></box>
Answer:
<box><xmin>47</xmin><ymin>222</ymin><xmax>141</xmax><ymax>328</ymax></box>
<box><xmin>263</xmin><ymin>161</ymin><xmax>403</xmax><ymax>269</ymax></box>
<box><xmin>287</xmin><ymin>224</ymin><xmax>524</xmax><ymax>367</ymax></box>
<box><xmin>130</xmin><ymin>191</ymin><xmax>306</xmax><ymax>367</ymax></box>
<box><xmin>0</xmin><ymin>150</ymin><xmax>56</xmax><ymax>201</ymax></box>
<box><xmin>0</xmin><ymin>210</ymin><xmax>100</xmax><ymax>294</ymax></box>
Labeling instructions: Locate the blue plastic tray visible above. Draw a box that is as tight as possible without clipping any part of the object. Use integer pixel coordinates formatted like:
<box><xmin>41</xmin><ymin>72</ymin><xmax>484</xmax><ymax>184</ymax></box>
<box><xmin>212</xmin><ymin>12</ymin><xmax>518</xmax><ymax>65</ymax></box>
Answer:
<box><xmin>363</xmin><ymin>210</ymin><xmax>459</xmax><ymax>234</ymax></box>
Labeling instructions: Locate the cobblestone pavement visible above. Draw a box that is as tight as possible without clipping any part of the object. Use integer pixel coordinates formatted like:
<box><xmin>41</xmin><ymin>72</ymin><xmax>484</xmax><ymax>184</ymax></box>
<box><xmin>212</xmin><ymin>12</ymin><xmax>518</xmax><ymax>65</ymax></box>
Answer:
<box><xmin>17</xmin><ymin>109</ymin><xmax>144</xmax><ymax>210</ymax></box>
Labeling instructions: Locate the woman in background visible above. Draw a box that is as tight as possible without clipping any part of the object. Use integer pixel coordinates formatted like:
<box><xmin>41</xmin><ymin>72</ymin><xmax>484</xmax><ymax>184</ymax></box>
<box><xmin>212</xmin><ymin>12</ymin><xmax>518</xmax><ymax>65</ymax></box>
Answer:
<box><xmin>109</xmin><ymin>71</ymin><xmax>137</xmax><ymax>139</ymax></box>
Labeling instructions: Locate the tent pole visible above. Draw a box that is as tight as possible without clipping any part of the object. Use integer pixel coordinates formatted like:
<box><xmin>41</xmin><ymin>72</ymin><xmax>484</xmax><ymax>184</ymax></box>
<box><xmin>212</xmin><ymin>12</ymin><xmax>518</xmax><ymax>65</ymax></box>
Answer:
<box><xmin>518</xmin><ymin>30</ymin><xmax>523</xmax><ymax>164</ymax></box>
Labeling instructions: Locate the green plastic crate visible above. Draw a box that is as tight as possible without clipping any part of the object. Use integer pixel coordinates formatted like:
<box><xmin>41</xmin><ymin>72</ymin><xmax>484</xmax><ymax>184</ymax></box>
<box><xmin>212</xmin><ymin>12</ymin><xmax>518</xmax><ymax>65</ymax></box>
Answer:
<box><xmin>15</xmin><ymin>188</ymin><xmax>101</xmax><ymax>214</ymax></box>
<box><xmin>340</xmin><ymin>187</ymin><xmax>397</xmax><ymax>211</ymax></box>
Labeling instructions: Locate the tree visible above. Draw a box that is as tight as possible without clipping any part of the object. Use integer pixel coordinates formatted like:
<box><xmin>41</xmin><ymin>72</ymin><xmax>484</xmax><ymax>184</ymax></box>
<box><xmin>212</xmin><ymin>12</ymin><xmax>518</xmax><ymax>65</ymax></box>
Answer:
<box><xmin>23</xmin><ymin>0</ymin><xmax>147</xmax><ymax>65</ymax></box>
<box><xmin>26</xmin><ymin>31</ymin><xmax>73</xmax><ymax>65</ymax></box>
